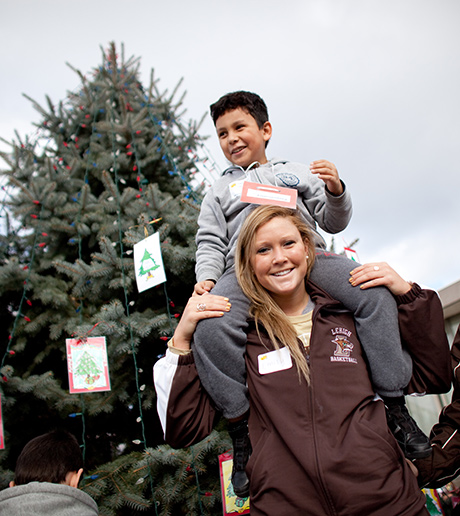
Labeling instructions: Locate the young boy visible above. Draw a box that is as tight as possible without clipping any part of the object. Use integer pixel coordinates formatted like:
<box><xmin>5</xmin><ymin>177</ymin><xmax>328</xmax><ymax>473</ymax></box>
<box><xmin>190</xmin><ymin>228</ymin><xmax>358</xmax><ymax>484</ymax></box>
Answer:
<box><xmin>0</xmin><ymin>430</ymin><xmax>98</xmax><ymax>515</ymax></box>
<box><xmin>187</xmin><ymin>91</ymin><xmax>431</xmax><ymax>497</ymax></box>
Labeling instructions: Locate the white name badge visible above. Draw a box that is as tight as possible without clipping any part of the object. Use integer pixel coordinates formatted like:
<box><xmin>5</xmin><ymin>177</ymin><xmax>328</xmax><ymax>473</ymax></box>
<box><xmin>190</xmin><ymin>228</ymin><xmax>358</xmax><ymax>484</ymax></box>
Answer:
<box><xmin>258</xmin><ymin>347</ymin><xmax>293</xmax><ymax>375</ymax></box>
<box><xmin>228</xmin><ymin>180</ymin><xmax>245</xmax><ymax>199</ymax></box>
<box><xmin>240</xmin><ymin>181</ymin><xmax>298</xmax><ymax>209</ymax></box>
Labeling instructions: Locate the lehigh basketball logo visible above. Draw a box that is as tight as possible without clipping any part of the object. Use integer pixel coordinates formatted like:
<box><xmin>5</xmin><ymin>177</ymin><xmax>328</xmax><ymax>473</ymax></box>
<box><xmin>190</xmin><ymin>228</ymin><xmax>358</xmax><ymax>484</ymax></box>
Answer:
<box><xmin>330</xmin><ymin>329</ymin><xmax>357</xmax><ymax>364</ymax></box>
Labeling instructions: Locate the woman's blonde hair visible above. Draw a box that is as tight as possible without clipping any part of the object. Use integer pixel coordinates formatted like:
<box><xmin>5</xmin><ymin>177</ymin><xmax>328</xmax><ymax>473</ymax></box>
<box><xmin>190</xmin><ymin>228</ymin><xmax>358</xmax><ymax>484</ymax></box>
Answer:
<box><xmin>235</xmin><ymin>205</ymin><xmax>316</xmax><ymax>382</ymax></box>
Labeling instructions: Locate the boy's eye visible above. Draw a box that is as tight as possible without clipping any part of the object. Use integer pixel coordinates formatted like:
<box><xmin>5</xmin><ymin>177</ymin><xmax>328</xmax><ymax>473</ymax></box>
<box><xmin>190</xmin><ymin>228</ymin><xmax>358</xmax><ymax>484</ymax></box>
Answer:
<box><xmin>218</xmin><ymin>131</ymin><xmax>227</xmax><ymax>139</ymax></box>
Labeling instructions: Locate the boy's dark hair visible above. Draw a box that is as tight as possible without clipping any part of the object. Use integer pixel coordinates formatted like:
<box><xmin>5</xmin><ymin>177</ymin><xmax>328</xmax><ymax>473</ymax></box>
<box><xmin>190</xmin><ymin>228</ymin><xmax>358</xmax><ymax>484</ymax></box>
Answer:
<box><xmin>14</xmin><ymin>430</ymin><xmax>83</xmax><ymax>485</ymax></box>
<box><xmin>210</xmin><ymin>91</ymin><xmax>269</xmax><ymax>129</ymax></box>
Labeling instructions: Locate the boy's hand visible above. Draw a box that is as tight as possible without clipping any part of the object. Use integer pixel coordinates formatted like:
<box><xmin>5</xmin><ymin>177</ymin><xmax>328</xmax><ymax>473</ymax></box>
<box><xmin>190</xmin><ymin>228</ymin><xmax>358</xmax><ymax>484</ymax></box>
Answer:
<box><xmin>310</xmin><ymin>160</ymin><xmax>343</xmax><ymax>196</ymax></box>
<box><xmin>194</xmin><ymin>280</ymin><xmax>216</xmax><ymax>295</ymax></box>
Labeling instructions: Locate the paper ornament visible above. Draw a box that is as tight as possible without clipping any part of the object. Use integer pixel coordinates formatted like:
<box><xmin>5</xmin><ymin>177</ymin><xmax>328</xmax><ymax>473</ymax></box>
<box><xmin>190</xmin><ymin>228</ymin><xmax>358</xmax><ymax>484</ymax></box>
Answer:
<box><xmin>219</xmin><ymin>452</ymin><xmax>250</xmax><ymax>514</ymax></box>
<box><xmin>66</xmin><ymin>337</ymin><xmax>111</xmax><ymax>393</ymax></box>
<box><xmin>133</xmin><ymin>232</ymin><xmax>166</xmax><ymax>293</ymax></box>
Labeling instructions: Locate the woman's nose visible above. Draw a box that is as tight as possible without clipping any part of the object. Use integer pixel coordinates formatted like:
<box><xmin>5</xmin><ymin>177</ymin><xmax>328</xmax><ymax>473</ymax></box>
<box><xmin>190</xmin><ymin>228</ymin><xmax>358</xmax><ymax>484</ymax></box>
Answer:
<box><xmin>272</xmin><ymin>248</ymin><xmax>286</xmax><ymax>263</ymax></box>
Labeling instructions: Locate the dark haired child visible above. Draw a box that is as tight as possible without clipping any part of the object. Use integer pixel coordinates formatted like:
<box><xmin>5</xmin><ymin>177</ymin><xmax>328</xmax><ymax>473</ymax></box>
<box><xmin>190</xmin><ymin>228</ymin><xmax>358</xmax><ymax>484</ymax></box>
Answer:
<box><xmin>182</xmin><ymin>90</ymin><xmax>432</xmax><ymax>497</ymax></box>
<box><xmin>0</xmin><ymin>430</ymin><xmax>98</xmax><ymax>515</ymax></box>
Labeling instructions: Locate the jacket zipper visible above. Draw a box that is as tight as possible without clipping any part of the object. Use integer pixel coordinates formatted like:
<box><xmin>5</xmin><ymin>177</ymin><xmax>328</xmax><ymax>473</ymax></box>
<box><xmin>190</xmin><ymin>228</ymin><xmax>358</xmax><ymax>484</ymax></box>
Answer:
<box><xmin>307</xmin><ymin>303</ymin><xmax>339</xmax><ymax>516</ymax></box>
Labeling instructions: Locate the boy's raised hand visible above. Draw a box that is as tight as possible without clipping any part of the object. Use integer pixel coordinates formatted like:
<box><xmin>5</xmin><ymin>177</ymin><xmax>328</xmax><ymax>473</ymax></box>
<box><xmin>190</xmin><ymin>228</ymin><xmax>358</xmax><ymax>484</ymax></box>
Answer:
<box><xmin>194</xmin><ymin>280</ymin><xmax>216</xmax><ymax>295</ymax></box>
<box><xmin>310</xmin><ymin>159</ymin><xmax>343</xmax><ymax>196</ymax></box>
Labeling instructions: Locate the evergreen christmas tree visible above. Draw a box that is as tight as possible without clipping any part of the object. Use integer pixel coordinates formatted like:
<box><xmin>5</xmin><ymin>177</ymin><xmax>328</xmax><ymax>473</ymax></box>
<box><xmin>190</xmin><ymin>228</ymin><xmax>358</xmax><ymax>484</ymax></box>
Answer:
<box><xmin>0</xmin><ymin>43</ymin><xmax>230</xmax><ymax>515</ymax></box>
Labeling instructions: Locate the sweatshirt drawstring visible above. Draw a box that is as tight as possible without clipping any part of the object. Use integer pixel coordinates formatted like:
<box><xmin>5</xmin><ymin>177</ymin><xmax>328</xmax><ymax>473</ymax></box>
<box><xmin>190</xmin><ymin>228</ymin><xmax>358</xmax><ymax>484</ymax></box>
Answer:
<box><xmin>223</xmin><ymin>160</ymin><xmax>279</xmax><ymax>187</ymax></box>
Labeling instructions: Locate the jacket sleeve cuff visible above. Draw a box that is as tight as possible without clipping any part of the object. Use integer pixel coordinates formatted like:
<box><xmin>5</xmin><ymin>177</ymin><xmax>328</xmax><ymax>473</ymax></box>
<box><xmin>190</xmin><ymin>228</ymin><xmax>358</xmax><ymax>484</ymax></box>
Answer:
<box><xmin>162</xmin><ymin>347</ymin><xmax>195</xmax><ymax>365</ymax></box>
<box><xmin>325</xmin><ymin>180</ymin><xmax>347</xmax><ymax>198</ymax></box>
<box><xmin>196</xmin><ymin>270</ymin><xmax>220</xmax><ymax>284</ymax></box>
<box><xmin>167</xmin><ymin>338</ymin><xmax>192</xmax><ymax>356</ymax></box>
<box><xmin>394</xmin><ymin>282</ymin><xmax>422</xmax><ymax>305</ymax></box>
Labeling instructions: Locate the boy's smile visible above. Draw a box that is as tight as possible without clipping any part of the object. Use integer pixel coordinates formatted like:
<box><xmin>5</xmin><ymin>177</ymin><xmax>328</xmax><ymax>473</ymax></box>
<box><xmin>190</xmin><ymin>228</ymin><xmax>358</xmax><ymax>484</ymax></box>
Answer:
<box><xmin>215</xmin><ymin>108</ymin><xmax>272</xmax><ymax>169</ymax></box>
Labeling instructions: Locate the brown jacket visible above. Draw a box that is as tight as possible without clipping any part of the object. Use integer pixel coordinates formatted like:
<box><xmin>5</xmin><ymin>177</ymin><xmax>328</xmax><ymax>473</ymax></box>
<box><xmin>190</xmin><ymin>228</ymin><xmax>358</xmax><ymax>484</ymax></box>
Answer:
<box><xmin>415</xmin><ymin>325</ymin><xmax>460</xmax><ymax>488</ymax></box>
<box><xmin>154</xmin><ymin>283</ymin><xmax>451</xmax><ymax>515</ymax></box>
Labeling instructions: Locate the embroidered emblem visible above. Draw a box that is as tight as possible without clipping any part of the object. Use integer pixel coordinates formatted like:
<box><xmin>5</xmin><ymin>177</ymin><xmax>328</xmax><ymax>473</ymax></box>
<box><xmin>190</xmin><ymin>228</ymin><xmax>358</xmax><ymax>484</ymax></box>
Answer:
<box><xmin>330</xmin><ymin>328</ymin><xmax>357</xmax><ymax>364</ymax></box>
<box><xmin>275</xmin><ymin>172</ymin><xmax>300</xmax><ymax>187</ymax></box>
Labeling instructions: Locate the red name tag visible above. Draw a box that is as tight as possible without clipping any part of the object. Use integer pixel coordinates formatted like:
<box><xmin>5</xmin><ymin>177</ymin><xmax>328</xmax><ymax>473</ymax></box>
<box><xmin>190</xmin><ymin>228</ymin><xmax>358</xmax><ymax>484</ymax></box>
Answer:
<box><xmin>240</xmin><ymin>181</ymin><xmax>298</xmax><ymax>209</ymax></box>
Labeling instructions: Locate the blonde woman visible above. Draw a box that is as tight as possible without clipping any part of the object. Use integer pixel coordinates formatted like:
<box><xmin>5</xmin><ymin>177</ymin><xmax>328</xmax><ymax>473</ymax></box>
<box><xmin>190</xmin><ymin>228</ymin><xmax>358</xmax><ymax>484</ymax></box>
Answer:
<box><xmin>154</xmin><ymin>205</ymin><xmax>451</xmax><ymax>516</ymax></box>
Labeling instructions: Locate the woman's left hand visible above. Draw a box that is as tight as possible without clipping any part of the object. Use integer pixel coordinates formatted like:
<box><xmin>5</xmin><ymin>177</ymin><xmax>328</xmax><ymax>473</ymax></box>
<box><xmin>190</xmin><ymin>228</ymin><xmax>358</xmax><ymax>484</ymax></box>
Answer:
<box><xmin>349</xmin><ymin>262</ymin><xmax>412</xmax><ymax>296</ymax></box>
<box><xmin>173</xmin><ymin>293</ymin><xmax>231</xmax><ymax>350</ymax></box>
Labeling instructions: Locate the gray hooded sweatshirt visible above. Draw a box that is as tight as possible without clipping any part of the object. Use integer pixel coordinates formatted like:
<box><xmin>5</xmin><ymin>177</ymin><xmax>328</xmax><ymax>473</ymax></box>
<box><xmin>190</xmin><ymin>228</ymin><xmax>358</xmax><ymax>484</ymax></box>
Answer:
<box><xmin>0</xmin><ymin>482</ymin><xmax>98</xmax><ymax>515</ymax></box>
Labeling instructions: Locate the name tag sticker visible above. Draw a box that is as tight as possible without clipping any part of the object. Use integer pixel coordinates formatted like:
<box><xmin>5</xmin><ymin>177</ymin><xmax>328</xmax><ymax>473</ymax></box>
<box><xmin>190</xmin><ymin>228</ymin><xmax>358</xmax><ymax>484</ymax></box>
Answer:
<box><xmin>240</xmin><ymin>181</ymin><xmax>298</xmax><ymax>209</ymax></box>
<box><xmin>258</xmin><ymin>347</ymin><xmax>293</xmax><ymax>375</ymax></box>
<box><xmin>229</xmin><ymin>180</ymin><xmax>245</xmax><ymax>199</ymax></box>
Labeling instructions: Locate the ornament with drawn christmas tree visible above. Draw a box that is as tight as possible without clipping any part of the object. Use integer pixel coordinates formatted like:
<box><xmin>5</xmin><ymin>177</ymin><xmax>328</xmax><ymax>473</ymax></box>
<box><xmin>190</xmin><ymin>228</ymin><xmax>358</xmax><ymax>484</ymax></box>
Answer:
<box><xmin>134</xmin><ymin>232</ymin><xmax>167</xmax><ymax>293</ymax></box>
<box><xmin>66</xmin><ymin>337</ymin><xmax>111</xmax><ymax>393</ymax></box>
<box><xmin>138</xmin><ymin>248</ymin><xmax>160</xmax><ymax>279</ymax></box>
<box><xmin>75</xmin><ymin>350</ymin><xmax>102</xmax><ymax>385</ymax></box>
<box><xmin>219</xmin><ymin>452</ymin><xmax>250</xmax><ymax>514</ymax></box>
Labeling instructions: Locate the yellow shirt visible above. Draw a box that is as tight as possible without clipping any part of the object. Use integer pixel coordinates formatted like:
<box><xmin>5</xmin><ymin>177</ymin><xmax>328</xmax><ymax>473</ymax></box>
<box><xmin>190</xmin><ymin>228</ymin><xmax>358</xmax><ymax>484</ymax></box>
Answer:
<box><xmin>287</xmin><ymin>311</ymin><xmax>313</xmax><ymax>352</ymax></box>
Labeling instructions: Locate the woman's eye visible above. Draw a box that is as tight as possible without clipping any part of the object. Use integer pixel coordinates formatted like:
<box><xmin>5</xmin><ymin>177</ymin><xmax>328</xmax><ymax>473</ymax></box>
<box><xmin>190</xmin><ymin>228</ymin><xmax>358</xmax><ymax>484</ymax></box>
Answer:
<box><xmin>284</xmin><ymin>240</ymin><xmax>295</xmax><ymax>247</ymax></box>
<box><xmin>257</xmin><ymin>247</ymin><xmax>269</xmax><ymax>254</ymax></box>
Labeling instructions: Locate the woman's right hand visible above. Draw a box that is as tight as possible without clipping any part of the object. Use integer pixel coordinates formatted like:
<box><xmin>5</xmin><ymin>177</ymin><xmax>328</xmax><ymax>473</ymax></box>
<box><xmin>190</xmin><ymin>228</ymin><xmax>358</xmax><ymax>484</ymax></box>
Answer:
<box><xmin>173</xmin><ymin>293</ymin><xmax>231</xmax><ymax>351</ymax></box>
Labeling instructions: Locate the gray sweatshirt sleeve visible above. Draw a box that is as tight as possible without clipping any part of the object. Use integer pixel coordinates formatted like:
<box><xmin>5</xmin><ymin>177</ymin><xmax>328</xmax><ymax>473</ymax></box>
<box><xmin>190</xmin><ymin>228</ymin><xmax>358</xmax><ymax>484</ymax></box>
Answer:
<box><xmin>281</xmin><ymin>160</ymin><xmax>352</xmax><ymax>235</ymax></box>
<box><xmin>195</xmin><ymin>190</ymin><xmax>229</xmax><ymax>283</ymax></box>
<box><xmin>303</xmin><ymin>180</ymin><xmax>352</xmax><ymax>234</ymax></box>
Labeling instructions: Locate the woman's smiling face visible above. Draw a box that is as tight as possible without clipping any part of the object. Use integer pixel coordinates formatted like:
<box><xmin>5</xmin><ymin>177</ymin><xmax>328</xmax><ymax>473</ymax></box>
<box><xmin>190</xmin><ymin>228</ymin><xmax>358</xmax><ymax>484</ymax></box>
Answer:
<box><xmin>249</xmin><ymin>216</ymin><xmax>310</xmax><ymax>304</ymax></box>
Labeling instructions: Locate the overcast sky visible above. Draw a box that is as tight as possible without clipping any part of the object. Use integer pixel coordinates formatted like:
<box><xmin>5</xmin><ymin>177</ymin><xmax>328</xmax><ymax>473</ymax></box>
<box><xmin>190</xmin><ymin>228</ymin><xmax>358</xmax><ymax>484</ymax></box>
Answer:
<box><xmin>1</xmin><ymin>0</ymin><xmax>459</xmax><ymax>291</ymax></box>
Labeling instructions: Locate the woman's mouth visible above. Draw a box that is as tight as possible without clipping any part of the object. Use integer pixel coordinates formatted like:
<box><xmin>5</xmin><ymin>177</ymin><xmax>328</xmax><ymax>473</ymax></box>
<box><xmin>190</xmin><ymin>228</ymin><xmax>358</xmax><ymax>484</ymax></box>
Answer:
<box><xmin>272</xmin><ymin>269</ymin><xmax>293</xmax><ymax>277</ymax></box>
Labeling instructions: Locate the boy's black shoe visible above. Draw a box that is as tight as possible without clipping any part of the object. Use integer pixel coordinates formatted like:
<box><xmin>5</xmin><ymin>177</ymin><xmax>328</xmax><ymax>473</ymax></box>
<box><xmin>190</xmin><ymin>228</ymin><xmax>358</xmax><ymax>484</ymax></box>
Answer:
<box><xmin>228</xmin><ymin>419</ymin><xmax>252</xmax><ymax>498</ymax></box>
<box><xmin>385</xmin><ymin>402</ymin><xmax>432</xmax><ymax>460</ymax></box>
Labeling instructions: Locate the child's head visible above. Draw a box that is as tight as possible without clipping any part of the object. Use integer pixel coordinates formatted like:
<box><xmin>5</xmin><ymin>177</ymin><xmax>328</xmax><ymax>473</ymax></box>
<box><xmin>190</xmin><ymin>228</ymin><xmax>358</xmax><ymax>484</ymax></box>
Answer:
<box><xmin>210</xmin><ymin>91</ymin><xmax>272</xmax><ymax>169</ymax></box>
<box><xmin>12</xmin><ymin>430</ymin><xmax>84</xmax><ymax>488</ymax></box>
<box><xmin>210</xmin><ymin>91</ymin><xmax>269</xmax><ymax>129</ymax></box>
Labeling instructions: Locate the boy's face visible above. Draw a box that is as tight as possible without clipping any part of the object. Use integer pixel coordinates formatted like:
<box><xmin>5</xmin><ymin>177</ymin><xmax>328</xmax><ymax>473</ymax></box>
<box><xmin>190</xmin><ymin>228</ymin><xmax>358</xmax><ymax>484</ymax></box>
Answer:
<box><xmin>215</xmin><ymin>108</ymin><xmax>272</xmax><ymax>169</ymax></box>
